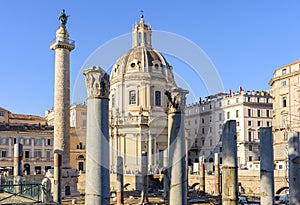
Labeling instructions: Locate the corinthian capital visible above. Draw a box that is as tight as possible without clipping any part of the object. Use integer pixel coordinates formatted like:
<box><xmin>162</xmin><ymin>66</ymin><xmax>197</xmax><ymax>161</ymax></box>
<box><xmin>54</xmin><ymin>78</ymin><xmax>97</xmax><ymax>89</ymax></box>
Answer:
<box><xmin>83</xmin><ymin>66</ymin><xmax>110</xmax><ymax>98</ymax></box>
<box><xmin>165</xmin><ymin>88</ymin><xmax>188</xmax><ymax>113</ymax></box>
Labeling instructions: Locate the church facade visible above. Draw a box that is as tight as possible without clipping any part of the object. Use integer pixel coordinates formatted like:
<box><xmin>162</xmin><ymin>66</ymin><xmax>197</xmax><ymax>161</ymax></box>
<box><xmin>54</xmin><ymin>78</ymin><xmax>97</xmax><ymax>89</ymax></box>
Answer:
<box><xmin>109</xmin><ymin>16</ymin><xmax>182</xmax><ymax>174</ymax></box>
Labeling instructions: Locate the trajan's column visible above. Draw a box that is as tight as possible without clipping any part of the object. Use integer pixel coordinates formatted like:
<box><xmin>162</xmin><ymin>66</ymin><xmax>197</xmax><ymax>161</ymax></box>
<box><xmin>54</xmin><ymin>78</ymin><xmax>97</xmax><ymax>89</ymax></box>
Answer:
<box><xmin>47</xmin><ymin>9</ymin><xmax>79</xmax><ymax>202</ymax></box>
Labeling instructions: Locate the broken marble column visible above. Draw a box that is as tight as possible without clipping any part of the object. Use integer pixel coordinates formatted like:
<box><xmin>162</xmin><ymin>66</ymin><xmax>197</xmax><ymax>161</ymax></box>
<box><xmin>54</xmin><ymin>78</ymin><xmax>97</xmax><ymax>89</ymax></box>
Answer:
<box><xmin>288</xmin><ymin>132</ymin><xmax>300</xmax><ymax>205</ymax></box>
<box><xmin>141</xmin><ymin>151</ymin><xmax>149</xmax><ymax>204</ymax></box>
<box><xmin>214</xmin><ymin>152</ymin><xmax>220</xmax><ymax>195</ymax></box>
<box><xmin>84</xmin><ymin>66</ymin><xmax>110</xmax><ymax>205</ymax></box>
<box><xmin>260</xmin><ymin>127</ymin><xmax>274</xmax><ymax>205</ymax></box>
<box><xmin>165</xmin><ymin>88</ymin><xmax>188</xmax><ymax>205</ymax></box>
<box><xmin>14</xmin><ymin>143</ymin><xmax>23</xmax><ymax>194</ymax></box>
<box><xmin>221</xmin><ymin>120</ymin><xmax>238</xmax><ymax>205</ymax></box>
<box><xmin>116</xmin><ymin>156</ymin><xmax>124</xmax><ymax>205</ymax></box>
<box><xmin>13</xmin><ymin>143</ymin><xmax>23</xmax><ymax>177</ymax></box>
<box><xmin>199</xmin><ymin>156</ymin><xmax>205</xmax><ymax>194</ymax></box>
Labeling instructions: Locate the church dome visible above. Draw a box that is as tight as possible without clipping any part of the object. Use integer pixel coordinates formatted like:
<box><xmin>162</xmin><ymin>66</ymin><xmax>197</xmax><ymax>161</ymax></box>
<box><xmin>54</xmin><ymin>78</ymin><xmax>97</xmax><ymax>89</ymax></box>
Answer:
<box><xmin>110</xmin><ymin>16</ymin><xmax>175</xmax><ymax>85</ymax></box>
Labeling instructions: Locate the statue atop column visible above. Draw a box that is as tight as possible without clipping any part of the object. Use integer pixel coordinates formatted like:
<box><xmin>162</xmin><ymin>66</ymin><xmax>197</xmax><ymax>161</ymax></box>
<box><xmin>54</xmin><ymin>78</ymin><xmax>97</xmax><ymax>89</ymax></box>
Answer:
<box><xmin>83</xmin><ymin>66</ymin><xmax>110</xmax><ymax>98</ymax></box>
<box><xmin>59</xmin><ymin>9</ymin><xmax>69</xmax><ymax>26</ymax></box>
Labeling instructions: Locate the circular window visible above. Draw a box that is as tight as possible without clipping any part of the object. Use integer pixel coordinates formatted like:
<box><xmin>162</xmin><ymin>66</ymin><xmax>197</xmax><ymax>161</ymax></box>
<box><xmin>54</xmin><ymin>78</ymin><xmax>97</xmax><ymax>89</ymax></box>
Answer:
<box><xmin>131</xmin><ymin>63</ymin><xmax>135</xmax><ymax>68</ymax></box>
<box><xmin>154</xmin><ymin>64</ymin><xmax>159</xmax><ymax>69</ymax></box>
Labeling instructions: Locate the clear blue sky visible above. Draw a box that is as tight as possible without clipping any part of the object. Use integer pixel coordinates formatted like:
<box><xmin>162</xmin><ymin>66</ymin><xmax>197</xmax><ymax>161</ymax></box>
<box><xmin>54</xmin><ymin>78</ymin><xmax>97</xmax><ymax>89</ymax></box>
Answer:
<box><xmin>1</xmin><ymin>1</ymin><xmax>300</xmax><ymax>116</ymax></box>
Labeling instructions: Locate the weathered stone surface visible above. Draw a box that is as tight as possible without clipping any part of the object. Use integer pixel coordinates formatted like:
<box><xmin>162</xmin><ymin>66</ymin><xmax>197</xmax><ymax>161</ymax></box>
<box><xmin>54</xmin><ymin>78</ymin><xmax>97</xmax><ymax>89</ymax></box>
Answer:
<box><xmin>221</xmin><ymin>120</ymin><xmax>238</xmax><ymax>205</ymax></box>
<box><xmin>84</xmin><ymin>66</ymin><xmax>110</xmax><ymax>205</ymax></box>
<box><xmin>166</xmin><ymin>88</ymin><xmax>188</xmax><ymax>205</ymax></box>
<box><xmin>260</xmin><ymin>127</ymin><xmax>274</xmax><ymax>205</ymax></box>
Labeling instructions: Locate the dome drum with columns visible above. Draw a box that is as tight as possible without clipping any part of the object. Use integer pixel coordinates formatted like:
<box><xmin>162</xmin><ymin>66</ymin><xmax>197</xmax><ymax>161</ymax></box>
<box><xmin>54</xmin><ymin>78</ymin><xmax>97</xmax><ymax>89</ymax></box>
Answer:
<box><xmin>109</xmin><ymin>15</ymin><xmax>184</xmax><ymax>173</ymax></box>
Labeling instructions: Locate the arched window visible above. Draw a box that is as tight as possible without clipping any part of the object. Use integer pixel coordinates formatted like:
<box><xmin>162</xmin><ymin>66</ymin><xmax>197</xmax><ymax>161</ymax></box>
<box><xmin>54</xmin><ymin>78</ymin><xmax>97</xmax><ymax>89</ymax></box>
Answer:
<box><xmin>155</xmin><ymin>91</ymin><xmax>161</xmax><ymax>106</ymax></box>
<box><xmin>129</xmin><ymin>90</ymin><xmax>136</xmax><ymax>104</ymax></box>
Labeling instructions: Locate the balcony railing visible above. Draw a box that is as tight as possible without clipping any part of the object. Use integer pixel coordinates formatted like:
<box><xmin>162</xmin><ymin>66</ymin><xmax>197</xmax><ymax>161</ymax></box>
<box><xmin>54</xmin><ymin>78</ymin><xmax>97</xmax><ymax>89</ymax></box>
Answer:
<box><xmin>50</xmin><ymin>38</ymin><xmax>75</xmax><ymax>47</ymax></box>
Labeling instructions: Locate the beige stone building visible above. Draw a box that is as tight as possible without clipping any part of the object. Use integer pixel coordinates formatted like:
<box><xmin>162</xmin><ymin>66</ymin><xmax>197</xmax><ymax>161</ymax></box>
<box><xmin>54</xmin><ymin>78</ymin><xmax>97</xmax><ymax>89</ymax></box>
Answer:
<box><xmin>0</xmin><ymin>107</ymin><xmax>53</xmax><ymax>175</ymax></box>
<box><xmin>185</xmin><ymin>88</ymin><xmax>272</xmax><ymax>171</ymax></box>
<box><xmin>269</xmin><ymin>59</ymin><xmax>300</xmax><ymax>170</ymax></box>
<box><xmin>46</xmin><ymin>105</ymin><xmax>87</xmax><ymax>172</ymax></box>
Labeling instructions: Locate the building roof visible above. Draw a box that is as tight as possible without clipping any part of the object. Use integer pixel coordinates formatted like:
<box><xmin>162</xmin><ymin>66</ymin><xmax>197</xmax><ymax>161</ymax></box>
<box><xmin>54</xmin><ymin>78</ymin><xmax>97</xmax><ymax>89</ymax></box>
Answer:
<box><xmin>9</xmin><ymin>113</ymin><xmax>46</xmax><ymax>121</ymax></box>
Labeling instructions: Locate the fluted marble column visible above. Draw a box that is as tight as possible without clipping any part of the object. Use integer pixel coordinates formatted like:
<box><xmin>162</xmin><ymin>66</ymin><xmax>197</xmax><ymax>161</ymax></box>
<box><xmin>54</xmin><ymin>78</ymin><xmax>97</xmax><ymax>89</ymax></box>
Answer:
<box><xmin>84</xmin><ymin>66</ymin><xmax>110</xmax><ymax>205</ymax></box>
<box><xmin>165</xmin><ymin>88</ymin><xmax>188</xmax><ymax>205</ymax></box>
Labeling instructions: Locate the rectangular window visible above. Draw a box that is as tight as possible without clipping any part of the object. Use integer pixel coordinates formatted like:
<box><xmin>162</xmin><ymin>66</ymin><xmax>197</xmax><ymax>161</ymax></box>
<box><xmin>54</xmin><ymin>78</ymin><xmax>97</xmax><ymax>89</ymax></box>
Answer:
<box><xmin>1</xmin><ymin>151</ymin><xmax>7</xmax><ymax>158</ymax></box>
<box><xmin>210</xmin><ymin>139</ymin><xmax>212</xmax><ymax>146</ymax></box>
<box><xmin>34</xmin><ymin>151</ymin><xmax>42</xmax><ymax>158</ymax></box>
<box><xmin>282</xmin><ymin>80</ymin><xmax>286</xmax><ymax>87</ymax></box>
<box><xmin>249</xmin><ymin>145</ymin><xmax>253</xmax><ymax>151</ymax></box>
<box><xmin>209</xmin><ymin>127</ymin><xmax>212</xmax><ymax>133</ymax></box>
<box><xmin>257</xmin><ymin>97</ymin><xmax>260</xmax><ymax>102</ymax></box>
<box><xmin>81</xmin><ymin>112</ymin><xmax>87</xmax><ymax>115</ymax></box>
<box><xmin>35</xmin><ymin>139</ymin><xmax>42</xmax><ymax>146</ymax></box>
<box><xmin>219</xmin><ymin>113</ymin><xmax>222</xmax><ymax>121</ymax></box>
<box><xmin>129</xmin><ymin>90</ymin><xmax>136</xmax><ymax>104</ymax></box>
<box><xmin>25</xmin><ymin>151</ymin><xmax>30</xmax><ymax>159</ymax></box>
<box><xmin>82</xmin><ymin>120</ymin><xmax>87</xmax><ymax>127</ymax></box>
<box><xmin>267</xmin><ymin>121</ymin><xmax>270</xmax><ymax>127</ymax></box>
<box><xmin>257</xmin><ymin>109</ymin><xmax>261</xmax><ymax>117</ymax></box>
<box><xmin>202</xmin><ymin>128</ymin><xmax>205</xmax><ymax>134</ymax></box>
<box><xmin>0</xmin><ymin>111</ymin><xmax>4</xmax><ymax>117</ymax></box>
<box><xmin>266</xmin><ymin>110</ymin><xmax>270</xmax><ymax>118</ymax></box>
<box><xmin>282</xmin><ymin>69</ymin><xmax>287</xmax><ymax>75</ymax></box>
<box><xmin>202</xmin><ymin>118</ymin><xmax>205</xmax><ymax>124</ymax></box>
<box><xmin>202</xmin><ymin>139</ymin><xmax>205</xmax><ymax>146</ymax></box>
<box><xmin>155</xmin><ymin>91</ymin><xmax>161</xmax><ymax>106</ymax></box>
<box><xmin>46</xmin><ymin>139</ymin><xmax>51</xmax><ymax>146</ymax></box>
<box><xmin>282</xmin><ymin>96</ymin><xmax>287</xmax><ymax>107</ymax></box>
<box><xmin>227</xmin><ymin>112</ymin><xmax>230</xmax><ymax>119</ymax></box>
<box><xmin>248</xmin><ymin>97</ymin><xmax>251</xmax><ymax>102</ymax></box>
<box><xmin>195</xmin><ymin>129</ymin><xmax>197</xmax><ymax>134</ymax></box>
<box><xmin>209</xmin><ymin>116</ymin><xmax>212</xmax><ymax>122</ymax></box>
<box><xmin>195</xmin><ymin>119</ymin><xmax>197</xmax><ymax>124</ymax></box>
<box><xmin>248</xmin><ymin>109</ymin><xmax>251</xmax><ymax>116</ymax></box>
<box><xmin>46</xmin><ymin>151</ymin><xmax>51</xmax><ymax>159</ymax></box>
<box><xmin>248</xmin><ymin>131</ymin><xmax>252</xmax><ymax>142</ymax></box>
<box><xmin>236</xmin><ymin>110</ymin><xmax>239</xmax><ymax>118</ymax></box>
<box><xmin>78</xmin><ymin>162</ymin><xmax>84</xmax><ymax>171</ymax></box>
<box><xmin>188</xmin><ymin>120</ymin><xmax>190</xmax><ymax>126</ymax></box>
<box><xmin>248</xmin><ymin>121</ymin><xmax>252</xmax><ymax>126</ymax></box>
<box><xmin>1</xmin><ymin>138</ymin><xmax>7</xmax><ymax>145</ymax></box>
<box><xmin>24</xmin><ymin>138</ymin><xmax>30</xmax><ymax>146</ymax></box>
<box><xmin>257</xmin><ymin>121</ymin><xmax>261</xmax><ymax>126</ymax></box>
<box><xmin>249</xmin><ymin>156</ymin><xmax>253</xmax><ymax>161</ymax></box>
